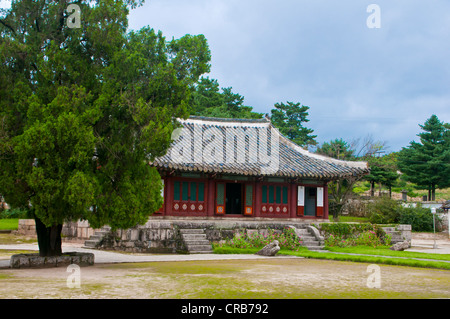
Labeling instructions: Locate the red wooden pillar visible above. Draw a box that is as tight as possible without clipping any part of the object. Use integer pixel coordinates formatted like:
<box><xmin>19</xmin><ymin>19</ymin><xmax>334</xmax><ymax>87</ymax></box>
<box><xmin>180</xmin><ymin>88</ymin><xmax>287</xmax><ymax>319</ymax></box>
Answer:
<box><xmin>290</xmin><ymin>183</ymin><xmax>297</xmax><ymax>218</ymax></box>
<box><xmin>254</xmin><ymin>182</ymin><xmax>261</xmax><ymax>217</ymax></box>
<box><xmin>164</xmin><ymin>177</ymin><xmax>173</xmax><ymax>216</ymax></box>
<box><xmin>323</xmin><ymin>183</ymin><xmax>329</xmax><ymax>220</ymax></box>
<box><xmin>207</xmin><ymin>179</ymin><xmax>215</xmax><ymax>217</ymax></box>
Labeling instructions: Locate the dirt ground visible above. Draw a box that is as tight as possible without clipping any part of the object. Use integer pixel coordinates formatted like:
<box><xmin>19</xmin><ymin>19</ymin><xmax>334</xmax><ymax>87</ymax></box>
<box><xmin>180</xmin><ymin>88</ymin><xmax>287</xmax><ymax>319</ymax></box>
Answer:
<box><xmin>0</xmin><ymin>257</ymin><xmax>449</xmax><ymax>299</ymax></box>
<box><xmin>0</xmin><ymin>231</ymin><xmax>449</xmax><ymax>299</ymax></box>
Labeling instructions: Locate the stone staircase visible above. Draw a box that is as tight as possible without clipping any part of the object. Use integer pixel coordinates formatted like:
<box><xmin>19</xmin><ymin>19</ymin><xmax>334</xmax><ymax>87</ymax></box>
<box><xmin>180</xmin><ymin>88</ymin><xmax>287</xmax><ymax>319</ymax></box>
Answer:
<box><xmin>179</xmin><ymin>228</ymin><xmax>213</xmax><ymax>254</ymax></box>
<box><xmin>84</xmin><ymin>226</ymin><xmax>111</xmax><ymax>249</ymax></box>
<box><xmin>290</xmin><ymin>226</ymin><xmax>325</xmax><ymax>251</ymax></box>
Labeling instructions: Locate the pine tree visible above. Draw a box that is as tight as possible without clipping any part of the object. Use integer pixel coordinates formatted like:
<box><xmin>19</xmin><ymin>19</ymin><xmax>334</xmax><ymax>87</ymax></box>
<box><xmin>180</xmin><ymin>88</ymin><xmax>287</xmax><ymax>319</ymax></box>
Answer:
<box><xmin>397</xmin><ymin>115</ymin><xmax>450</xmax><ymax>201</ymax></box>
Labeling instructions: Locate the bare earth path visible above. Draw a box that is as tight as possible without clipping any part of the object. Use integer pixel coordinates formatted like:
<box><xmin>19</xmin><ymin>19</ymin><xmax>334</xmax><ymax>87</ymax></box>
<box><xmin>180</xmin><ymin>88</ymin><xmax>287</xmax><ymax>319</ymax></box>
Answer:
<box><xmin>0</xmin><ymin>257</ymin><xmax>449</xmax><ymax>299</ymax></box>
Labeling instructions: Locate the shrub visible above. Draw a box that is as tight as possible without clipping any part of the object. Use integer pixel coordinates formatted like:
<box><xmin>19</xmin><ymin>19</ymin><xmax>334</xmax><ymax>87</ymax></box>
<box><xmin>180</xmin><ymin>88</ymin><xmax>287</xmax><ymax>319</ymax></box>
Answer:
<box><xmin>324</xmin><ymin>230</ymin><xmax>390</xmax><ymax>248</ymax></box>
<box><xmin>318</xmin><ymin>222</ymin><xmax>384</xmax><ymax>239</ymax></box>
<box><xmin>367</xmin><ymin>197</ymin><xmax>401</xmax><ymax>224</ymax></box>
<box><xmin>398</xmin><ymin>205</ymin><xmax>437</xmax><ymax>232</ymax></box>
<box><xmin>216</xmin><ymin>228</ymin><xmax>304</xmax><ymax>251</ymax></box>
<box><xmin>0</xmin><ymin>208</ymin><xmax>30</xmax><ymax>219</ymax></box>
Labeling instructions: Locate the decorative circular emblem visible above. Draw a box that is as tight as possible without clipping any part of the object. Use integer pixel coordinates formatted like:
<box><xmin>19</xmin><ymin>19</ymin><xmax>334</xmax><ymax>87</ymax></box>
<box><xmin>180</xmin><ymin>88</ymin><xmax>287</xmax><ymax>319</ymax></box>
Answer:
<box><xmin>283</xmin><ymin>207</ymin><xmax>287</xmax><ymax>213</ymax></box>
<box><xmin>198</xmin><ymin>204</ymin><xmax>203</xmax><ymax>211</ymax></box>
<box><xmin>174</xmin><ymin>203</ymin><xmax>179</xmax><ymax>210</ymax></box>
<box><xmin>269</xmin><ymin>206</ymin><xmax>273</xmax><ymax>212</ymax></box>
<box><xmin>262</xmin><ymin>206</ymin><xmax>267</xmax><ymax>212</ymax></box>
<box><xmin>190</xmin><ymin>204</ymin><xmax>195</xmax><ymax>210</ymax></box>
<box><xmin>182</xmin><ymin>204</ymin><xmax>187</xmax><ymax>210</ymax></box>
<box><xmin>276</xmin><ymin>207</ymin><xmax>280</xmax><ymax>212</ymax></box>
<box><xmin>217</xmin><ymin>206</ymin><xmax>223</xmax><ymax>213</ymax></box>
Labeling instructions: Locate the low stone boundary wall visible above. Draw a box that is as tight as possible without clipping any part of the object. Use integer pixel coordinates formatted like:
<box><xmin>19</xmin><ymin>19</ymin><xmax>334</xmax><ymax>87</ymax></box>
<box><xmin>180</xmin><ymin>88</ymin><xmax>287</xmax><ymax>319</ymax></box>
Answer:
<box><xmin>16</xmin><ymin>219</ymin><xmax>99</xmax><ymax>243</ymax></box>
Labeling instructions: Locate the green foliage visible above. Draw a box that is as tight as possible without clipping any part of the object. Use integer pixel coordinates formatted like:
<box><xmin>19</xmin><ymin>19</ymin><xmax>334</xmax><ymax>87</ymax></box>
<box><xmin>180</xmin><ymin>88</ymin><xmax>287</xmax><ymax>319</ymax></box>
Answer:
<box><xmin>366</xmin><ymin>198</ymin><xmax>438</xmax><ymax>232</ymax></box>
<box><xmin>367</xmin><ymin>197</ymin><xmax>401</xmax><ymax>224</ymax></box>
<box><xmin>0</xmin><ymin>0</ymin><xmax>211</xmax><ymax>255</ymax></box>
<box><xmin>397</xmin><ymin>115</ymin><xmax>450</xmax><ymax>200</ymax></box>
<box><xmin>0</xmin><ymin>208</ymin><xmax>29</xmax><ymax>219</ymax></box>
<box><xmin>365</xmin><ymin>154</ymin><xmax>399</xmax><ymax>193</ymax></box>
<box><xmin>318</xmin><ymin>222</ymin><xmax>384</xmax><ymax>238</ymax></box>
<box><xmin>397</xmin><ymin>205</ymin><xmax>437</xmax><ymax>232</ymax></box>
<box><xmin>190</xmin><ymin>77</ymin><xmax>263</xmax><ymax>119</ymax></box>
<box><xmin>318</xmin><ymin>223</ymin><xmax>390</xmax><ymax>248</ymax></box>
<box><xmin>325</xmin><ymin>231</ymin><xmax>391</xmax><ymax>248</ymax></box>
<box><xmin>316</xmin><ymin>138</ymin><xmax>354</xmax><ymax>160</ymax></box>
<box><xmin>215</xmin><ymin>228</ymin><xmax>304</xmax><ymax>251</ymax></box>
<box><xmin>270</xmin><ymin>101</ymin><xmax>317</xmax><ymax>147</ymax></box>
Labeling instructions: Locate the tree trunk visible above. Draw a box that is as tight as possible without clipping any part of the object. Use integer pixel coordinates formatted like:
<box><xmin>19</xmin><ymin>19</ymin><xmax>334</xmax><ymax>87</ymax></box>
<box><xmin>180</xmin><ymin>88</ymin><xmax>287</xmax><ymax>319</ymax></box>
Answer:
<box><xmin>35</xmin><ymin>217</ymin><xmax>63</xmax><ymax>257</ymax></box>
<box><xmin>370</xmin><ymin>181</ymin><xmax>375</xmax><ymax>197</ymax></box>
<box><xmin>432</xmin><ymin>184</ymin><xmax>436</xmax><ymax>201</ymax></box>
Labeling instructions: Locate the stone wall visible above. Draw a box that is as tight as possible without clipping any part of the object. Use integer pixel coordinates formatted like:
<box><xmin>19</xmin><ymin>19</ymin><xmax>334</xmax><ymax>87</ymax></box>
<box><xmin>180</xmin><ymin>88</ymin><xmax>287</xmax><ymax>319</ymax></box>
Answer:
<box><xmin>100</xmin><ymin>221</ymin><xmax>178</xmax><ymax>253</ymax></box>
<box><xmin>16</xmin><ymin>219</ymin><xmax>36</xmax><ymax>237</ymax></box>
<box><xmin>97</xmin><ymin>219</ymin><xmax>311</xmax><ymax>253</ymax></box>
<box><xmin>16</xmin><ymin>219</ymin><xmax>99</xmax><ymax>243</ymax></box>
<box><xmin>61</xmin><ymin>220</ymin><xmax>99</xmax><ymax>243</ymax></box>
<box><xmin>382</xmin><ymin>224</ymin><xmax>412</xmax><ymax>244</ymax></box>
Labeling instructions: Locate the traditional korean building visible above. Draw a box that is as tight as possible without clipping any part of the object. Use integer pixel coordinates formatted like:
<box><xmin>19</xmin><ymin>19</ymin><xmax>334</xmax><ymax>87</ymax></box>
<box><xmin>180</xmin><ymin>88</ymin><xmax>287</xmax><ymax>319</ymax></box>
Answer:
<box><xmin>150</xmin><ymin>116</ymin><xmax>369</xmax><ymax>221</ymax></box>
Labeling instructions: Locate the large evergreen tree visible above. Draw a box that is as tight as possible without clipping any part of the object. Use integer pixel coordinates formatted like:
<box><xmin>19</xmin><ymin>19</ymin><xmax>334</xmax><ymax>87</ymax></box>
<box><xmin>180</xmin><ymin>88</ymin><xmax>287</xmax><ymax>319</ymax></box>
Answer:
<box><xmin>0</xmin><ymin>0</ymin><xmax>210</xmax><ymax>256</ymax></box>
<box><xmin>397</xmin><ymin>115</ymin><xmax>450</xmax><ymax>201</ymax></box>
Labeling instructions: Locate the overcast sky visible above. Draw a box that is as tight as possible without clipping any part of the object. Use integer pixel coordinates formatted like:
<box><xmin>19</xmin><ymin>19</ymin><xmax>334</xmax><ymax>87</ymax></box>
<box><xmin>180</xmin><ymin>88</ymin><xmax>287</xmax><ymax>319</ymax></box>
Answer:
<box><xmin>2</xmin><ymin>0</ymin><xmax>447</xmax><ymax>152</ymax></box>
<box><xmin>127</xmin><ymin>0</ymin><xmax>450</xmax><ymax>153</ymax></box>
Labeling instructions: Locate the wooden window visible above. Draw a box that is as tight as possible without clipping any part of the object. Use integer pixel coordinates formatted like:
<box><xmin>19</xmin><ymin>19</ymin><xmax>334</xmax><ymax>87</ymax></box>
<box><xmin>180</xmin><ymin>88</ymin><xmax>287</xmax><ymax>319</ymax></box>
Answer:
<box><xmin>282</xmin><ymin>186</ymin><xmax>288</xmax><ymax>204</ymax></box>
<box><xmin>275</xmin><ymin>186</ymin><xmax>281</xmax><ymax>204</ymax></box>
<box><xmin>216</xmin><ymin>183</ymin><xmax>225</xmax><ymax>206</ymax></box>
<box><xmin>268</xmin><ymin>185</ymin><xmax>274</xmax><ymax>204</ymax></box>
<box><xmin>182</xmin><ymin>182</ymin><xmax>189</xmax><ymax>201</ymax></box>
<box><xmin>198</xmin><ymin>182</ymin><xmax>205</xmax><ymax>201</ymax></box>
<box><xmin>174</xmin><ymin>181</ymin><xmax>180</xmax><ymax>201</ymax></box>
<box><xmin>190</xmin><ymin>182</ymin><xmax>197</xmax><ymax>201</ymax></box>
<box><xmin>173</xmin><ymin>180</ymin><xmax>205</xmax><ymax>203</ymax></box>
<box><xmin>262</xmin><ymin>185</ymin><xmax>267</xmax><ymax>203</ymax></box>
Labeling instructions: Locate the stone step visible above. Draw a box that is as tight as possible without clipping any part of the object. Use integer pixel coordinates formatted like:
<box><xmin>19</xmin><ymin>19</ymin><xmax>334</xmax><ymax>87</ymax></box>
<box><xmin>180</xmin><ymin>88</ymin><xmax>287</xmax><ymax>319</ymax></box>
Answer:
<box><xmin>184</xmin><ymin>239</ymin><xmax>211</xmax><ymax>246</ymax></box>
<box><xmin>179</xmin><ymin>229</ymin><xmax>204</xmax><ymax>234</ymax></box>
<box><xmin>179</xmin><ymin>228</ymin><xmax>213</xmax><ymax>254</ymax></box>
<box><xmin>84</xmin><ymin>240</ymin><xmax>99</xmax><ymax>248</ymax></box>
<box><xmin>185</xmin><ymin>244</ymin><xmax>213</xmax><ymax>250</ymax></box>
<box><xmin>189</xmin><ymin>250</ymin><xmax>213</xmax><ymax>254</ymax></box>
<box><xmin>182</xmin><ymin>233</ymin><xmax>207</xmax><ymax>240</ymax></box>
<box><xmin>307</xmin><ymin>245</ymin><xmax>325</xmax><ymax>250</ymax></box>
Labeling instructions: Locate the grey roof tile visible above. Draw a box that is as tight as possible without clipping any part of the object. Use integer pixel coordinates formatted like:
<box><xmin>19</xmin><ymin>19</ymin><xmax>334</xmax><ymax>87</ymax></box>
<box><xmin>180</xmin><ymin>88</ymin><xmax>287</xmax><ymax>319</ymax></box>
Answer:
<box><xmin>150</xmin><ymin>116</ymin><xmax>369</xmax><ymax>179</ymax></box>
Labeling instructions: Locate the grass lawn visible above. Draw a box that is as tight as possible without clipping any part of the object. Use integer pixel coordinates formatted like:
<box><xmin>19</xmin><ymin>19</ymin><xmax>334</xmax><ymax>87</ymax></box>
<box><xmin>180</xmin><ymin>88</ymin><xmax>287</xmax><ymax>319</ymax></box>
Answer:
<box><xmin>326</xmin><ymin>245</ymin><xmax>450</xmax><ymax>261</ymax></box>
<box><xmin>212</xmin><ymin>245</ymin><xmax>450</xmax><ymax>270</ymax></box>
<box><xmin>0</xmin><ymin>219</ymin><xmax>19</xmax><ymax>230</ymax></box>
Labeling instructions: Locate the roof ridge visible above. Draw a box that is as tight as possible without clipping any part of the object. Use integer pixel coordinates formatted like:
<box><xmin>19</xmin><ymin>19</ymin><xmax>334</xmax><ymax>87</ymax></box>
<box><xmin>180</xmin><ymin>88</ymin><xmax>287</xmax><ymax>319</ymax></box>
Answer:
<box><xmin>187</xmin><ymin>115</ymin><xmax>270</xmax><ymax>124</ymax></box>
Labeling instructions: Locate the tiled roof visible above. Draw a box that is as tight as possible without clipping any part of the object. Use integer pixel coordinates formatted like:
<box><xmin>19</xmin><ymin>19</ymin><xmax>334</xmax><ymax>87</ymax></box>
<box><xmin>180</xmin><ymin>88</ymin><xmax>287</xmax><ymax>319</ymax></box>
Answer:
<box><xmin>150</xmin><ymin>116</ymin><xmax>369</xmax><ymax>180</ymax></box>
